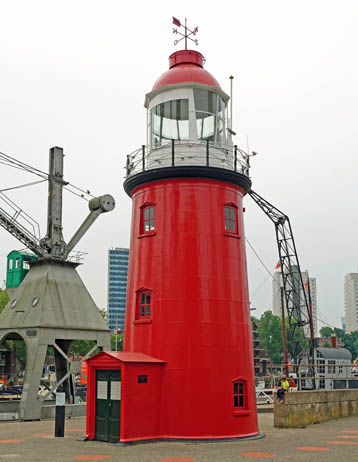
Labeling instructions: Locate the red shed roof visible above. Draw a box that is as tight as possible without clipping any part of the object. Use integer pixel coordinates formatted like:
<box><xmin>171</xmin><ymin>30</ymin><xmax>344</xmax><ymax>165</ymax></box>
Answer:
<box><xmin>87</xmin><ymin>351</ymin><xmax>165</xmax><ymax>364</ymax></box>
<box><xmin>152</xmin><ymin>49</ymin><xmax>220</xmax><ymax>91</ymax></box>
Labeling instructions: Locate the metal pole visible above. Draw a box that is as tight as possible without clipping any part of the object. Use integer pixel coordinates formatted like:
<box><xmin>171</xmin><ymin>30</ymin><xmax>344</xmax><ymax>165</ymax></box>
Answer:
<box><xmin>142</xmin><ymin>145</ymin><xmax>145</xmax><ymax>171</ymax></box>
<box><xmin>54</xmin><ymin>385</ymin><xmax>65</xmax><ymax>437</ymax></box>
<box><xmin>115</xmin><ymin>316</ymin><xmax>118</xmax><ymax>351</ymax></box>
<box><xmin>281</xmin><ymin>287</ymin><xmax>289</xmax><ymax>377</ymax></box>
<box><xmin>185</xmin><ymin>18</ymin><xmax>187</xmax><ymax>50</ymax></box>
<box><xmin>306</xmin><ymin>273</ymin><xmax>316</xmax><ymax>389</ymax></box>
<box><xmin>46</xmin><ymin>147</ymin><xmax>67</xmax><ymax>258</ymax></box>
<box><xmin>229</xmin><ymin>75</ymin><xmax>233</xmax><ymax>132</ymax></box>
<box><xmin>172</xmin><ymin>139</ymin><xmax>175</xmax><ymax>166</ymax></box>
<box><xmin>234</xmin><ymin>145</ymin><xmax>237</xmax><ymax>171</ymax></box>
<box><xmin>206</xmin><ymin>140</ymin><xmax>209</xmax><ymax>166</ymax></box>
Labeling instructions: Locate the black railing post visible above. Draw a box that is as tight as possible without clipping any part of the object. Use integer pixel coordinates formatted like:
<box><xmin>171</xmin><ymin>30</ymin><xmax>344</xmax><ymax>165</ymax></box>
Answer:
<box><xmin>172</xmin><ymin>139</ymin><xmax>175</xmax><ymax>166</ymax></box>
<box><xmin>206</xmin><ymin>139</ymin><xmax>209</xmax><ymax>166</ymax></box>
<box><xmin>234</xmin><ymin>145</ymin><xmax>237</xmax><ymax>171</ymax></box>
<box><xmin>142</xmin><ymin>145</ymin><xmax>145</xmax><ymax>171</ymax></box>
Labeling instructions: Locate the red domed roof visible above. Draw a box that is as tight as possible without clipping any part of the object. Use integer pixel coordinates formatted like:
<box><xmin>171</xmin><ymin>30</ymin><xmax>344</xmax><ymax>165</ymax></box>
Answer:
<box><xmin>152</xmin><ymin>50</ymin><xmax>221</xmax><ymax>91</ymax></box>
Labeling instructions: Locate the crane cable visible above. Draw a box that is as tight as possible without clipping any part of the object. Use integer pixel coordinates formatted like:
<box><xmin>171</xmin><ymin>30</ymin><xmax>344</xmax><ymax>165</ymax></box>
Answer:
<box><xmin>0</xmin><ymin>150</ymin><xmax>94</xmax><ymax>201</ymax></box>
<box><xmin>0</xmin><ymin>179</ymin><xmax>47</xmax><ymax>192</ymax></box>
<box><xmin>245</xmin><ymin>236</ymin><xmax>340</xmax><ymax>330</ymax></box>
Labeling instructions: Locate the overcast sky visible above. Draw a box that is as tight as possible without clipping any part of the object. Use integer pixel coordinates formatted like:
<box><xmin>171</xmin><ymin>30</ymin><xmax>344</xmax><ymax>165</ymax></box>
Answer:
<box><xmin>1</xmin><ymin>0</ymin><xmax>357</xmax><ymax>330</ymax></box>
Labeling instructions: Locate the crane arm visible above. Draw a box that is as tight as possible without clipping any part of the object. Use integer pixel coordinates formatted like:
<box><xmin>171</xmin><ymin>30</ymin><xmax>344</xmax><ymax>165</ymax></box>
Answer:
<box><xmin>248</xmin><ymin>189</ymin><xmax>315</xmax><ymax>374</ymax></box>
<box><xmin>0</xmin><ymin>206</ymin><xmax>45</xmax><ymax>257</ymax></box>
<box><xmin>64</xmin><ymin>195</ymin><xmax>115</xmax><ymax>258</ymax></box>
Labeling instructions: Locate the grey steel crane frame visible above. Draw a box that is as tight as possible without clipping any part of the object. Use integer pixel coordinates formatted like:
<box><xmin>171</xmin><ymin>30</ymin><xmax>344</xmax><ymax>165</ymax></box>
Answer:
<box><xmin>0</xmin><ymin>146</ymin><xmax>115</xmax><ymax>419</ymax></box>
<box><xmin>248</xmin><ymin>189</ymin><xmax>315</xmax><ymax>388</ymax></box>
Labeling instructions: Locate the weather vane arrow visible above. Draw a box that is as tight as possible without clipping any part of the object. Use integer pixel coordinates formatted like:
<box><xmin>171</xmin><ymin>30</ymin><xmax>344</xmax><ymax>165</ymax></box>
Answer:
<box><xmin>172</xmin><ymin>17</ymin><xmax>198</xmax><ymax>49</ymax></box>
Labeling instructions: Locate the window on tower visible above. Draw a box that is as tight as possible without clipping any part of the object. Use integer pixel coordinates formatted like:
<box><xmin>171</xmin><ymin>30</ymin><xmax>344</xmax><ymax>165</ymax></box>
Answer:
<box><xmin>224</xmin><ymin>203</ymin><xmax>238</xmax><ymax>235</ymax></box>
<box><xmin>140</xmin><ymin>203</ymin><xmax>156</xmax><ymax>236</ymax></box>
<box><xmin>136</xmin><ymin>289</ymin><xmax>152</xmax><ymax>319</ymax></box>
<box><xmin>151</xmin><ymin>99</ymin><xmax>189</xmax><ymax>145</ymax></box>
<box><xmin>233</xmin><ymin>379</ymin><xmax>246</xmax><ymax>409</ymax></box>
<box><xmin>194</xmin><ymin>89</ymin><xmax>226</xmax><ymax>146</ymax></box>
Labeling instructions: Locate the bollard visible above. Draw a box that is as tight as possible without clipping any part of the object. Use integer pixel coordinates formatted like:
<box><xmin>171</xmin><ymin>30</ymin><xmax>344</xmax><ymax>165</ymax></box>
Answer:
<box><xmin>54</xmin><ymin>388</ymin><xmax>66</xmax><ymax>437</ymax></box>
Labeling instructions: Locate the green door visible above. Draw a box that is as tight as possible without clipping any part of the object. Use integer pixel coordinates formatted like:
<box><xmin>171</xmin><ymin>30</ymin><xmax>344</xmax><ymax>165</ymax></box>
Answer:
<box><xmin>95</xmin><ymin>369</ymin><xmax>121</xmax><ymax>443</ymax></box>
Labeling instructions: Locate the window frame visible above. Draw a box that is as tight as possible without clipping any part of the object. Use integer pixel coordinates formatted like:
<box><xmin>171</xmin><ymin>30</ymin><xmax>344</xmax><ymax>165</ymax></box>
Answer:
<box><xmin>151</xmin><ymin>98</ymin><xmax>190</xmax><ymax>145</ymax></box>
<box><xmin>139</xmin><ymin>202</ymin><xmax>156</xmax><ymax>238</ymax></box>
<box><xmin>232</xmin><ymin>377</ymin><xmax>250</xmax><ymax>416</ymax></box>
<box><xmin>224</xmin><ymin>203</ymin><xmax>239</xmax><ymax>238</ymax></box>
<box><xmin>135</xmin><ymin>288</ymin><xmax>152</xmax><ymax>323</ymax></box>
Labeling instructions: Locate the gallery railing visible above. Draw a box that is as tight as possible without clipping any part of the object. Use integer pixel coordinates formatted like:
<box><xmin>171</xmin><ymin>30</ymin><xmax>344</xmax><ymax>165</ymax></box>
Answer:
<box><xmin>125</xmin><ymin>140</ymin><xmax>252</xmax><ymax>178</ymax></box>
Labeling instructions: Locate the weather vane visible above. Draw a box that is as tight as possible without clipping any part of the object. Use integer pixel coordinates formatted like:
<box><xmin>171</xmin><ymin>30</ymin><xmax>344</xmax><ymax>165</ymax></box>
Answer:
<box><xmin>172</xmin><ymin>17</ymin><xmax>198</xmax><ymax>49</ymax></box>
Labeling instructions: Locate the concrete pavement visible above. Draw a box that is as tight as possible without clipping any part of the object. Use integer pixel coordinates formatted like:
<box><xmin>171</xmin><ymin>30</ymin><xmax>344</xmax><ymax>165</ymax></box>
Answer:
<box><xmin>0</xmin><ymin>412</ymin><xmax>358</xmax><ymax>461</ymax></box>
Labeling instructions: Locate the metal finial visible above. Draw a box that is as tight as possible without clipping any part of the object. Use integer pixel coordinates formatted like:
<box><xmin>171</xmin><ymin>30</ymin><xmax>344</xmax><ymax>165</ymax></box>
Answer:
<box><xmin>172</xmin><ymin>16</ymin><xmax>198</xmax><ymax>49</ymax></box>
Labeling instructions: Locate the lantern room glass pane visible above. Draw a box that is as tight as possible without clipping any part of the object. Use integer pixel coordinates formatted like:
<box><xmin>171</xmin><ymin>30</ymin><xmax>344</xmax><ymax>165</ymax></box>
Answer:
<box><xmin>194</xmin><ymin>89</ymin><xmax>225</xmax><ymax>145</ymax></box>
<box><xmin>151</xmin><ymin>99</ymin><xmax>189</xmax><ymax>145</ymax></box>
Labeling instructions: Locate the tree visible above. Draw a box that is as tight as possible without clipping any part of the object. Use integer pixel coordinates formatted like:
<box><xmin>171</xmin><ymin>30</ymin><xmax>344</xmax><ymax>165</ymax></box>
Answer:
<box><xmin>111</xmin><ymin>333</ymin><xmax>124</xmax><ymax>351</ymax></box>
<box><xmin>320</xmin><ymin>327</ymin><xmax>333</xmax><ymax>338</ymax></box>
<box><xmin>69</xmin><ymin>340</ymin><xmax>97</xmax><ymax>357</ymax></box>
<box><xmin>285</xmin><ymin>320</ymin><xmax>307</xmax><ymax>358</ymax></box>
<box><xmin>0</xmin><ymin>289</ymin><xmax>9</xmax><ymax>314</ymax></box>
<box><xmin>257</xmin><ymin>311</ymin><xmax>283</xmax><ymax>364</ymax></box>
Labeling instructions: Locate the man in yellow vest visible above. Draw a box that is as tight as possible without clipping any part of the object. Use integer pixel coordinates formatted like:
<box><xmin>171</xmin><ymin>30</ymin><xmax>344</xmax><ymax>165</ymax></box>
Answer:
<box><xmin>277</xmin><ymin>376</ymin><xmax>290</xmax><ymax>403</ymax></box>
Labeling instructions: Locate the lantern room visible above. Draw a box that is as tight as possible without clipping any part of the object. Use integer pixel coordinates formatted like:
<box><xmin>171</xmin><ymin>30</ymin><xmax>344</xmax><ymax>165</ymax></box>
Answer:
<box><xmin>145</xmin><ymin>50</ymin><xmax>229</xmax><ymax>148</ymax></box>
<box><xmin>143</xmin><ymin>49</ymin><xmax>234</xmax><ymax>170</ymax></box>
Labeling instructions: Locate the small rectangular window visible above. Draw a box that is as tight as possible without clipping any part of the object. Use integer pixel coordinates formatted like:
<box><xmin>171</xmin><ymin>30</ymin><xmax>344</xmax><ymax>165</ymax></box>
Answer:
<box><xmin>141</xmin><ymin>204</ymin><xmax>156</xmax><ymax>235</ymax></box>
<box><xmin>224</xmin><ymin>205</ymin><xmax>237</xmax><ymax>233</ymax></box>
<box><xmin>137</xmin><ymin>290</ymin><xmax>151</xmax><ymax>319</ymax></box>
<box><xmin>8</xmin><ymin>259</ymin><xmax>13</xmax><ymax>270</ymax></box>
<box><xmin>138</xmin><ymin>375</ymin><xmax>147</xmax><ymax>383</ymax></box>
<box><xmin>233</xmin><ymin>380</ymin><xmax>246</xmax><ymax>409</ymax></box>
<box><xmin>15</xmin><ymin>258</ymin><xmax>20</xmax><ymax>269</ymax></box>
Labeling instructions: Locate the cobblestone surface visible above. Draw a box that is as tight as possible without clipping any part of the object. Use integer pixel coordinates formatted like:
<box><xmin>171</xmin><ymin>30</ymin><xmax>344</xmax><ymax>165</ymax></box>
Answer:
<box><xmin>0</xmin><ymin>413</ymin><xmax>358</xmax><ymax>461</ymax></box>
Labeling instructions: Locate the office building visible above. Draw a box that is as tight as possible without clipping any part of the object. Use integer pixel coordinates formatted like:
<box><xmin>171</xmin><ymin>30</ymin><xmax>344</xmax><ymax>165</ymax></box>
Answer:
<box><xmin>107</xmin><ymin>247</ymin><xmax>129</xmax><ymax>330</ymax></box>
<box><xmin>344</xmin><ymin>273</ymin><xmax>358</xmax><ymax>333</ymax></box>
<box><xmin>272</xmin><ymin>268</ymin><xmax>318</xmax><ymax>336</ymax></box>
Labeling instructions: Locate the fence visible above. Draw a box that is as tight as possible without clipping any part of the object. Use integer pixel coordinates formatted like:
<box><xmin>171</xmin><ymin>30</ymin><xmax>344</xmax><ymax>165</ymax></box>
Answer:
<box><xmin>125</xmin><ymin>140</ymin><xmax>251</xmax><ymax>178</ymax></box>
<box><xmin>259</xmin><ymin>362</ymin><xmax>358</xmax><ymax>390</ymax></box>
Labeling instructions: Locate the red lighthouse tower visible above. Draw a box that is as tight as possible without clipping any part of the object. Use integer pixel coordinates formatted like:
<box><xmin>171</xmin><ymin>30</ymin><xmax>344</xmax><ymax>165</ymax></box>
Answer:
<box><xmin>120</xmin><ymin>41</ymin><xmax>260</xmax><ymax>440</ymax></box>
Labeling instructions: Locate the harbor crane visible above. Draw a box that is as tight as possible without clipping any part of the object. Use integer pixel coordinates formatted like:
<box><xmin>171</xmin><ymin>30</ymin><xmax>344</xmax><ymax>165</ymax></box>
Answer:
<box><xmin>0</xmin><ymin>146</ymin><xmax>115</xmax><ymax>420</ymax></box>
<box><xmin>249</xmin><ymin>189</ymin><xmax>315</xmax><ymax>388</ymax></box>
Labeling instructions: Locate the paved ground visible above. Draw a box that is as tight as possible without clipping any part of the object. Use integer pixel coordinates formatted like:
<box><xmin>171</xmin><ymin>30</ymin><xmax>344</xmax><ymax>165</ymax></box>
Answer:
<box><xmin>1</xmin><ymin>413</ymin><xmax>358</xmax><ymax>461</ymax></box>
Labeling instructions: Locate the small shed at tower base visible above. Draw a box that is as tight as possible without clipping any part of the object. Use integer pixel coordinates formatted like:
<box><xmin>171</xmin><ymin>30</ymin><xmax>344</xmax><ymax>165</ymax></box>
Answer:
<box><xmin>85</xmin><ymin>351</ymin><xmax>165</xmax><ymax>443</ymax></box>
